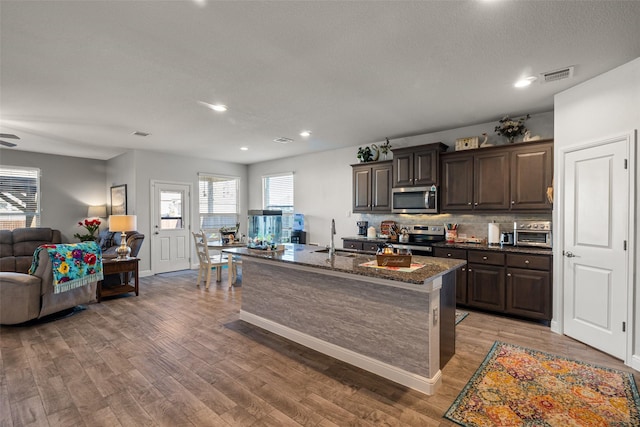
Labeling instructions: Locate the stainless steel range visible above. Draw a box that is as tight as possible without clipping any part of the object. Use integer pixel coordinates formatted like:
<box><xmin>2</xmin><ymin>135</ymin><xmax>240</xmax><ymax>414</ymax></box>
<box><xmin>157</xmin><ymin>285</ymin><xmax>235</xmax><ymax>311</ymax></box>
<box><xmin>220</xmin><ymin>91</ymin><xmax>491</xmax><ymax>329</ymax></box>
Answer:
<box><xmin>393</xmin><ymin>225</ymin><xmax>446</xmax><ymax>256</ymax></box>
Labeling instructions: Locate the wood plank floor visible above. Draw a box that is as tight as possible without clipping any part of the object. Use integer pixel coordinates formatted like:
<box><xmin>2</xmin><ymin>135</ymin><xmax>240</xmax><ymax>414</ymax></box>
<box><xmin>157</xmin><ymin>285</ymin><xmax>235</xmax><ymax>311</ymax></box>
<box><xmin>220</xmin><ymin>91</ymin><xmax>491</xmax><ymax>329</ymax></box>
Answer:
<box><xmin>1</xmin><ymin>269</ymin><xmax>637</xmax><ymax>426</ymax></box>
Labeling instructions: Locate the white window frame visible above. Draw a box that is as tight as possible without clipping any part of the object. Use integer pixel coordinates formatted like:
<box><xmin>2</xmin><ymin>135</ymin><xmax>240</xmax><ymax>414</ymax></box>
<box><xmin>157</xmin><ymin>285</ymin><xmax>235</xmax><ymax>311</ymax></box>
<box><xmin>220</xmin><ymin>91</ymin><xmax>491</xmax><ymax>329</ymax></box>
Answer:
<box><xmin>197</xmin><ymin>173</ymin><xmax>240</xmax><ymax>234</ymax></box>
<box><xmin>262</xmin><ymin>172</ymin><xmax>294</xmax><ymax>242</ymax></box>
<box><xmin>0</xmin><ymin>165</ymin><xmax>41</xmax><ymax>230</ymax></box>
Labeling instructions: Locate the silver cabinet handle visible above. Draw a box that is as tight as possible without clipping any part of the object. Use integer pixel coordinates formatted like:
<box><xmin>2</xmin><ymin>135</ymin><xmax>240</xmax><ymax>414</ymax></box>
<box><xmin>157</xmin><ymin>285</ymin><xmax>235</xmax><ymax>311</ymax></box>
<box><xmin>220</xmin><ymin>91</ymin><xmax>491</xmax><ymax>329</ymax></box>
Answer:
<box><xmin>511</xmin><ymin>201</ymin><xmax>515</xmax><ymax>205</ymax></box>
<box><xmin>467</xmin><ymin>202</ymin><xmax>472</xmax><ymax>205</ymax></box>
<box><xmin>525</xmin><ymin>260</ymin><xmax>530</xmax><ymax>264</ymax></box>
<box><xmin>482</xmin><ymin>256</ymin><xmax>488</xmax><ymax>260</ymax></box>
<box><xmin>507</xmin><ymin>273</ymin><xmax>512</xmax><ymax>277</ymax></box>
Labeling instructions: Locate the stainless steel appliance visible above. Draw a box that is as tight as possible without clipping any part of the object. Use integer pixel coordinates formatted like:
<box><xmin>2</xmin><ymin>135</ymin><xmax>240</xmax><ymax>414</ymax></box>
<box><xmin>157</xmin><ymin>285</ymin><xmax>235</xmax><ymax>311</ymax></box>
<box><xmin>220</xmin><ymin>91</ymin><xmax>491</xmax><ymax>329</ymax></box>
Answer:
<box><xmin>392</xmin><ymin>185</ymin><xmax>438</xmax><ymax>214</ymax></box>
<box><xmin>356</xmin><ymin>221</ymin><xmax>368</xmax><ymax>236</ymax></box>
<box><xmin>514</xmin><ymin>221</ymin><xmax>552</xmax><ymax>248</ymax></box>
<box><xmin>392</xmin><ymin>224</ymin><xmax>445</xmax><ymax>256</ymax></box>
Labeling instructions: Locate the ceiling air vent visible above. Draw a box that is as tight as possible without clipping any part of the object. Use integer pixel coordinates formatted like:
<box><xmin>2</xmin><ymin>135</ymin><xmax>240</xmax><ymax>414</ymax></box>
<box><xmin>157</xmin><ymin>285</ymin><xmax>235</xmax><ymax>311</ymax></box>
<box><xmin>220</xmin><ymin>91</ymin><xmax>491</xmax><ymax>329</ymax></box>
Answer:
<box><xmin>131</xmin><ymin>131</ymin><xmax>150</xmax><ymax>137</ymax></box>
<box><xmin>540</xmin><ymin>66</ymin><xmax>574</xmax><ymax>84</ymax></box>
<box><xmin>273</xmin><ymin>137</ymin><xmax>294</xmax><ymax>144</ymax></box>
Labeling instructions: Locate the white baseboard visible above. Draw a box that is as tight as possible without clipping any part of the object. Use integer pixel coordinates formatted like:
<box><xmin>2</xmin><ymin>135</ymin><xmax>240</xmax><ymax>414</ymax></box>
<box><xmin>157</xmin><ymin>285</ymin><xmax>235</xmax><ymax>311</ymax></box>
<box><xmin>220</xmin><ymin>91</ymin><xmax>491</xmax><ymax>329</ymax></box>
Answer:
<box><xmin>239</xmin><ymin>311</ymin><xmax>442</xmax><ymax>395</ymax></box>
<box><xmin>630</xmin><ymin>355</ymin><xmax>640</xmax><ymax>372</ymax></box>
<box><xmin>139</xmin><ymin>270</ymin><xmax>153</xmax><ymax>277</ymax></box>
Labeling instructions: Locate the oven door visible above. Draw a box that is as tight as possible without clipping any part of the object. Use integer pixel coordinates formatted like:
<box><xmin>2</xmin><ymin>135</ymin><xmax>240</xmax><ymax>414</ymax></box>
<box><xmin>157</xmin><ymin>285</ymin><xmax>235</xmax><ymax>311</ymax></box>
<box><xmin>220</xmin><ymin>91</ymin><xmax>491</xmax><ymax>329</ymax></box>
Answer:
<box><xmin>515</xmin><ymin>230</ymin><xmax>552</xmax><ymax>248</ymax></box>
<box><xmin>392</xmin><ymin>186</ymin><xmax>438</xmax><ymax>214</ymax></box>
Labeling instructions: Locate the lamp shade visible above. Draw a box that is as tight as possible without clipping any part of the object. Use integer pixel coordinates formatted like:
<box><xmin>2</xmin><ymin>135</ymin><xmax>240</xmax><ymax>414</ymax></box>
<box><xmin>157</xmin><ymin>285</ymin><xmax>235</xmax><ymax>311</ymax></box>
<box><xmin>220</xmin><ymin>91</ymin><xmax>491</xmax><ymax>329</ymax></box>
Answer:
<box><xmin>87</xmin><ymin>205</ymin><xmax>107</xmax><ymax>218</ymax></box>
<box><xmin>109</xmin><ymin>215</ymin><xmax>137</xmax><ymax>232</ymax></box>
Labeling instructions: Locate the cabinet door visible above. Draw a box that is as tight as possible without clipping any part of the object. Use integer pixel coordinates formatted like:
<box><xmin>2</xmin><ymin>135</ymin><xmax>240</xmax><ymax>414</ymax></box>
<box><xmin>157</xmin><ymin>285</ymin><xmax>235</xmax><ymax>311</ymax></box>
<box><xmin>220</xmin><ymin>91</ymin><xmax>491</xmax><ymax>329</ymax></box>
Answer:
<box><xmin>441</xmin><ymin>154</ymin><xmax>474</xmax><ymax>211</ymax></box>
<box><xmin>414</xmin><ymin>148</ymin><xmax>438</xmax><ymax>186</ymax></box>
<box><xmin>510</xmin><ymin>142</ymin><xmax>553</xmax><ymax>211</ymax></box>
<box><xmin>352</xmin><ymin>166</ymin><xmax>371</xmax><ymax>212</ymax></box>
<box><xmin>467</xmin><ymin>264</ymin><xmax>505</xmax><ymax>311</ymax></box>
<box><xmin>371</xmin><ymin>163</ymin><xmax>392</xmax><ymax>212</ymax></box>
<box><xmin>393</xmin><ymin>152</ymin><xmax>414</xmax><ymax>187</ymax></box>
<box><xmin>506</xmin><ymin>268</ymin><xmax>551</xmax><ymax>320</ymax></box>
<box><xmin>456</xmin><ymin>265</ymin><xmax>468</xmax><ymax>305</ymax></box>
<box><xmin>474</xmin><ymin>151</ymin><xmax>510</xmax><ymax>210</ymax></box>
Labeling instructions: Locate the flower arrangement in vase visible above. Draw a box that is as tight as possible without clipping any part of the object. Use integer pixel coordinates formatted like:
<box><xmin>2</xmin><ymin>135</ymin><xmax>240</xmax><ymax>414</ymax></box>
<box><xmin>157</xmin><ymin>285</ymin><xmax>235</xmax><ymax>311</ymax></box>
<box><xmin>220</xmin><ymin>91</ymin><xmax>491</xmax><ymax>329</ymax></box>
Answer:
<box><xmin>494</xmin><ymin>114</ymin><xmax>530</xmax><ymax>143</ymax></box>
<box><xmin>74</xmin><ymin>218</ymin><xmax>101</xmax><ymax>242</ymax></box>
<box><xmin>379</xmin><ymin>138</ymin><xmax>392</xmax><ymax>160</ymax></box>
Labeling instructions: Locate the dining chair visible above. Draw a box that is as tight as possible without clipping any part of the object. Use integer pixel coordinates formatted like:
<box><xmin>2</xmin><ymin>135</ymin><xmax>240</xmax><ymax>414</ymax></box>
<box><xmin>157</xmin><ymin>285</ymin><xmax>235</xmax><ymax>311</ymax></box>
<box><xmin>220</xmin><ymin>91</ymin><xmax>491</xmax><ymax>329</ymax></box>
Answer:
<box><xmin>192</xmin><ymin>230</ymin><xmax>228</xmax><ymax>289</ymax></box>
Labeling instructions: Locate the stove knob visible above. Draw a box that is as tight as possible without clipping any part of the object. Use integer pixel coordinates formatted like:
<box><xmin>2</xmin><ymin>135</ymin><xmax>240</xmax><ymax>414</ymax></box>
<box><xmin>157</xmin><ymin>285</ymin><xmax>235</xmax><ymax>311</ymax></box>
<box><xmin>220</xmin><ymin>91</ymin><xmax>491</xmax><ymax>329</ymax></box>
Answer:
<box><xmin>527</xmin><ymin>224</ymin><xmax>532</xmax><ymax>228</ymax></box>
<box><xmin>533</xmin><ymin>224</ymin><xmax>538</xmax><ymax>228</ymax></box>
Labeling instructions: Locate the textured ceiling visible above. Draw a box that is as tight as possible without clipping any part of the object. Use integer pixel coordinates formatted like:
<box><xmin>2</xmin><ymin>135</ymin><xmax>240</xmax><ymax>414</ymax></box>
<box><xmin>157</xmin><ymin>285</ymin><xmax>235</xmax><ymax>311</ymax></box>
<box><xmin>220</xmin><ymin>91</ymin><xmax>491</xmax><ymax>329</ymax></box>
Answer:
<box><xmin>1</xmin><ymin>1</ymin><xmax>639</xmax><ymax>164</ymax></box>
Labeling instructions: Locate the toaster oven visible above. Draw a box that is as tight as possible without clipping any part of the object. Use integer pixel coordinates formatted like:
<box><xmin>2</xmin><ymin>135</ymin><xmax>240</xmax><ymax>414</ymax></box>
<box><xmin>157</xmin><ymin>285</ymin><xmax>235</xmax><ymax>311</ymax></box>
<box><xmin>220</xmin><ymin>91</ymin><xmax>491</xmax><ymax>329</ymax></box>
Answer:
<box><xmin>514</xmin><ymin>221</ymin><xmax>552</xmax><ymax>248</ymax></box>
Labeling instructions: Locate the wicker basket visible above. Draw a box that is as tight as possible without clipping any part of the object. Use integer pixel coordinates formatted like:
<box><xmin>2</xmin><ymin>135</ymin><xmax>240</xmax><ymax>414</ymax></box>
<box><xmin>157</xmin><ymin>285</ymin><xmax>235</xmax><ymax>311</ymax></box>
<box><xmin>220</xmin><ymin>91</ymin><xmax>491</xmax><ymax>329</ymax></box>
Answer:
<box><xmin>376</xmin><ymin>254</ymin><xmax>412</xmax><ymax>267</ymax></box>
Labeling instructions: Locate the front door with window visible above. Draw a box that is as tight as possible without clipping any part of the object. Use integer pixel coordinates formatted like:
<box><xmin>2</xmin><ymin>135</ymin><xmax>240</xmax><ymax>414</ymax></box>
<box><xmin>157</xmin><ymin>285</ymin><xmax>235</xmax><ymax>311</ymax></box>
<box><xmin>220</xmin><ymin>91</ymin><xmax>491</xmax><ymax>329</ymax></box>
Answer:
<box><xmin>151</xmin><ymin>181</ymin><xmax>191</xmax><ymax>274</ymax></box>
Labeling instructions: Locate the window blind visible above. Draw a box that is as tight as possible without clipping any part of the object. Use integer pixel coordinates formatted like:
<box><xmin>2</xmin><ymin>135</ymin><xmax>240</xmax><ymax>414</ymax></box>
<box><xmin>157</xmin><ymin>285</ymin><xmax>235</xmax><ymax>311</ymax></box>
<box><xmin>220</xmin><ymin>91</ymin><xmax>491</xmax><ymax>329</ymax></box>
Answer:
<box><xmin>263</xmin><ymin>173</ymin><xmax>294</xmax><ymax>242</ymax></box>
<box><xmin>198</xmin><ymin>174</ymin><xmax>239</xmax><ymax>231</ymax></box>
<box><xmin>0</xmin><ymin>166</ymin><xmax>41</xmax><ymax>230</ymax></box>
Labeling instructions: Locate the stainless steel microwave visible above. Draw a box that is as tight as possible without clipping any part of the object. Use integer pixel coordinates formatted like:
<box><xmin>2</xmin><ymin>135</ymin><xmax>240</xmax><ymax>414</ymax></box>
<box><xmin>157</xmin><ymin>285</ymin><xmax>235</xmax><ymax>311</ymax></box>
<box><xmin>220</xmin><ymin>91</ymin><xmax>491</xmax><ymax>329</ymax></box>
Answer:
<box><xmin>392</xmin><ymin>185</ymin><xmax>438</xmax><ymax>214</ymax></box>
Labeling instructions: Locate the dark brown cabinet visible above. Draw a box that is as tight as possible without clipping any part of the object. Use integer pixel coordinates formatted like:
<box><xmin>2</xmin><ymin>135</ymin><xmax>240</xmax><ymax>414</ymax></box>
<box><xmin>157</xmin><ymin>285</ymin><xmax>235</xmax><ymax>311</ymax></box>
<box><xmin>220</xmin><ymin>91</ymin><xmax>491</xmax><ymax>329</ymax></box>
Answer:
<box><xmin>467</xmin><ymin>250</ymin><xmax>505</xmax><ymax>311</ymax></box>
<box><xmin>352</xmin><ymin>161</ymin><xmax>392</xmax><ymax>213</ymax></box>
<box><xmin>440</xmin><ymin>140</ymin><xmax>553</xmax><ymax>213</ymax></box>
<box><xmin>441</xmin><ymin>154</ymin><xmax>474</xmax><ymax>211</ymax></box>
<box><xmin>392</xmin><ymin>143</ymin><xmax>447</xmax><ymax>187</ymax></box>
<box><xmin>506</xmin><ymin>254</ymin><xmax>552</xmax><ymax>320</ymax></box>
<box><xmin>342</xmin><ymin>239</ymin><xmax>378</xmax><ymax>252</ymax></box>
<box><xmin>433</xmin><ymin>247</ymin><xmax>467</xmax><ymax>304</ymax></box>
<box><xmin>510</xmin><ymin>142</ymin><xmax>553</xmax><ymax>210</ymax></box>
<box><xmin>434</xmin><ymin>247</ymin><xmax>552</xmax><ymax>322</ymax></box>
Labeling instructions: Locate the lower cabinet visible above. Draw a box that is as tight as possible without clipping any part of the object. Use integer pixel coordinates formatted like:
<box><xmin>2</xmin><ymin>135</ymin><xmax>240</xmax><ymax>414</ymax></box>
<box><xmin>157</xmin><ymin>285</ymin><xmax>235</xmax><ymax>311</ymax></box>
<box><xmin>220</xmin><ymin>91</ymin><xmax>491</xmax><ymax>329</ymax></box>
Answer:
<box><xmin>433</xmin><ymin>247</ymin><xmax>552</xmax><ymax>322</ymax></box>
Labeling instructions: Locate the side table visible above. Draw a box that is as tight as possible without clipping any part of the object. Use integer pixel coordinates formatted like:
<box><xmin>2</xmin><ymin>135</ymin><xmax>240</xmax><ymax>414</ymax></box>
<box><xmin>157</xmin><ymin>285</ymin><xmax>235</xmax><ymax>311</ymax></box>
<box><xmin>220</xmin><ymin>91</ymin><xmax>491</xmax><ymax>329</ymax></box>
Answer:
<box><xmin>98</xmin><ymin>257</ymin><xmax>140</xmax><ymax>302</ymax></box>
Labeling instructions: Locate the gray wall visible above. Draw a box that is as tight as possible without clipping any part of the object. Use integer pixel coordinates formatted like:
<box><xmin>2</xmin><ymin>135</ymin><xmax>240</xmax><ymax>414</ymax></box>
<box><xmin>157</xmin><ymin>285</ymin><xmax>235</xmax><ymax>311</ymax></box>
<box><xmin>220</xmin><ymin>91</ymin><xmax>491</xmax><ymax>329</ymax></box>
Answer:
<box><xmin>554</xmin><ymin>57</ymin><xmax>639</xmax><ymax>365</ymax></box>
<box><xmin>0</xmin><ymin>150</ymin><xmax>106</xmax><ymax>241</ymax></box>
<box><xmin>106</xmin><ymin>150</ymin><xmax>248</xmax><ymax>273</ymax></box>
<box><xmin>248</xmin><ymin>111</ymin><xmax>554</xmax><ymax>247</ymax></box>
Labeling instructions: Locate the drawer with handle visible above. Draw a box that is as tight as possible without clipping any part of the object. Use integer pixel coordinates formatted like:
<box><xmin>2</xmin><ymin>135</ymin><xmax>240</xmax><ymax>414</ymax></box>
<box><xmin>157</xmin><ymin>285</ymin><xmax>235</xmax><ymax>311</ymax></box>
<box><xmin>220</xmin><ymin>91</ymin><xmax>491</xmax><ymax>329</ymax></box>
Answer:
<box><xmin>433</xmin><ymin>247</ymin><xmax>466</xmax><ymax>260</ymax></box>
<box><xmin>467</xmin><ymin>250</ymin><xmax>504</xmax><ymax>266</ymax></box>
<box><xmin>506</xmin><ymin>253</ymin><xmax>551</xmax><ymax>271</ymax></box>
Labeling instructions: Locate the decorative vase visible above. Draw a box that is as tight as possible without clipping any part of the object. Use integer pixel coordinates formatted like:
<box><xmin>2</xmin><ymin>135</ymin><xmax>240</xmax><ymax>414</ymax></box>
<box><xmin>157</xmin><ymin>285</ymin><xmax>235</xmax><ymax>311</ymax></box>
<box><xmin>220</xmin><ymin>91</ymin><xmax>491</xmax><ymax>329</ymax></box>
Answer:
<box><xmin>507</xmin><ymin>136</ymin><xmax>516</xmax><ymax>144</ymax></box>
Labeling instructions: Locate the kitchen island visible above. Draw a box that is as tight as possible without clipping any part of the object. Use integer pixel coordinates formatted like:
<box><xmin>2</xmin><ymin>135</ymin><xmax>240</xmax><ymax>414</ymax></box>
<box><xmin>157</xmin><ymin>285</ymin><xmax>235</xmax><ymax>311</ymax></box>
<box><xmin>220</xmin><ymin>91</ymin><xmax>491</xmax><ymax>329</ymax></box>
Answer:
<box><xmin>223</xmin><ymin>244</ymin><xmax>465</xmax><ymax>395</ymax></box>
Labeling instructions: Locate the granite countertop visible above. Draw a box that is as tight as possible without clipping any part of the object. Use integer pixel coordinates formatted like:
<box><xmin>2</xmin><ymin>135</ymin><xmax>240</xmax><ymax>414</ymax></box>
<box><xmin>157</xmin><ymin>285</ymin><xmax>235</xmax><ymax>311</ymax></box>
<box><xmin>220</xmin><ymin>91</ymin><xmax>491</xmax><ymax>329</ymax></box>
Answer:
<box><xmin>432</xmin><ymin>241</ymin><xmax>553</xmax><ymax>256</ymax></box>
<box><xmin>223</xmin><ymin>244</ymin><xmax>466</xmax><ymax>285</ymax></box>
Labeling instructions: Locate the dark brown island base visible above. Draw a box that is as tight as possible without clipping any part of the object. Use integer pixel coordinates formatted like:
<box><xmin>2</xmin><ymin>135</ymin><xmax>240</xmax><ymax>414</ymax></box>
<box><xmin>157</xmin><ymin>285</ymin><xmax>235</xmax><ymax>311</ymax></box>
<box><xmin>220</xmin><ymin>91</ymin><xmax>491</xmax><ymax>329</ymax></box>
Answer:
<box><xmin>223</xmin><ymin>244</ymin><xmax>465</xmax><ymax>395</ymax></box>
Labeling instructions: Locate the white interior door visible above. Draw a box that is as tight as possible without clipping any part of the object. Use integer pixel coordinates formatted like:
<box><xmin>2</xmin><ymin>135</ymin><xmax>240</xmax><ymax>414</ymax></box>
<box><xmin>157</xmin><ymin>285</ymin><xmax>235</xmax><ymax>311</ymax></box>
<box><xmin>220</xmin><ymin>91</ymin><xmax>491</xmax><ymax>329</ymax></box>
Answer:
<box><xmin>151</xmin><ymin>181</ymin><xmax>191</xmax><ymax>274</ymax></box>
<box><xmin>562</xmin><ymin>136</ymin><xmax>629</xmax><ymax>360</ymax></box>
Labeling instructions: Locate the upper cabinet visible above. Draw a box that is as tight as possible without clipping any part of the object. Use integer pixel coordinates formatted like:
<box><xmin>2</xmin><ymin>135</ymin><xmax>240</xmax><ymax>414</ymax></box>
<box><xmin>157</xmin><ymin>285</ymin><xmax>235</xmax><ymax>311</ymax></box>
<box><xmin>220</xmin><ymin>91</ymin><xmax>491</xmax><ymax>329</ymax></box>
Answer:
<box><xmin>392</xmin><ymin>143</ymin><xmax>447</xmax><ymax>187</ymax></box>
<box><xmin>441</xmin><ymin>140</ymin><xmax>553</xmax><ymax>212</ymax></box>
<box><xmin>352</xmin><ymin>161</ymin><xmax>392</xmax><ymax>213</ymax></box>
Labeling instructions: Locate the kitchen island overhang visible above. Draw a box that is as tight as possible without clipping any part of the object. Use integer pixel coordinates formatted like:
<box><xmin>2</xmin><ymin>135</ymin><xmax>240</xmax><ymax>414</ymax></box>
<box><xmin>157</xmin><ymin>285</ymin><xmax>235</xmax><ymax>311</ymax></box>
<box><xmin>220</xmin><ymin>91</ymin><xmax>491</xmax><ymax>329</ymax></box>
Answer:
<box><xmin>223</xmin><ymin>244</ymin><xmax>465</xmax><ymax>395</ymax></box>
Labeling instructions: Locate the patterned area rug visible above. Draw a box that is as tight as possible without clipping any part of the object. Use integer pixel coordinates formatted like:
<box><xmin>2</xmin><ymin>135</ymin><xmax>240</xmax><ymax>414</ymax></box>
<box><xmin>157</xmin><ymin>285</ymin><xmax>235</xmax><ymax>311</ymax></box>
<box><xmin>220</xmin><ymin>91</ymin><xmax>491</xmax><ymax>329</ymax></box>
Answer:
<box><xmin>455</xmin><ymin>310</ymin><xmax>469</xmax><ymax>325</ymax></box>
<box><xmin>445</xmin><ymin>341</ymin><xmax>640</xmax><ymax>426</ymax></box>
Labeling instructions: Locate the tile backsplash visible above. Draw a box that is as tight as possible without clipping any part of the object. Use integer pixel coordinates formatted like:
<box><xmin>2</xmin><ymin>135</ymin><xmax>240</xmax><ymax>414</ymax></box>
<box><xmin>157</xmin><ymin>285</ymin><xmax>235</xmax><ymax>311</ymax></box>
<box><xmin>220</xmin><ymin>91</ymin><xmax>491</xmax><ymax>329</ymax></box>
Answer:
<box><xmin>356</xmin><ymin>212</ymin><xmax>552</xmax><ymax>242</ymax></box>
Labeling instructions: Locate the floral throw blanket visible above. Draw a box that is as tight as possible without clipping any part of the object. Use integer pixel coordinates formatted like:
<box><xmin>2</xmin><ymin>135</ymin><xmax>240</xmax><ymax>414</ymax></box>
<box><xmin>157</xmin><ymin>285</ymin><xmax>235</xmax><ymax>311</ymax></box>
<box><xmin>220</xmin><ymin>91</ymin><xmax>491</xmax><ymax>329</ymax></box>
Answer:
<box><xmin>29</xmin><ymin>242</ymin><xmax>104</xmax><ymax>294</ymax></box>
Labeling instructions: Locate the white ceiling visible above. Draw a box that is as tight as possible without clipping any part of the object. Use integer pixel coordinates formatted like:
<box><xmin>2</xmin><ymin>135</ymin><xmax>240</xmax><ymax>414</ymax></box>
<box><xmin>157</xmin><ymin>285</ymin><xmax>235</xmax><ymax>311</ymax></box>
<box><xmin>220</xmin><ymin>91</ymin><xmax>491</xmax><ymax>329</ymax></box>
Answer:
<box><xmin>1</xmin><ymin>1</ymin><xmax>639</xmax><ymax>164</ymax></box>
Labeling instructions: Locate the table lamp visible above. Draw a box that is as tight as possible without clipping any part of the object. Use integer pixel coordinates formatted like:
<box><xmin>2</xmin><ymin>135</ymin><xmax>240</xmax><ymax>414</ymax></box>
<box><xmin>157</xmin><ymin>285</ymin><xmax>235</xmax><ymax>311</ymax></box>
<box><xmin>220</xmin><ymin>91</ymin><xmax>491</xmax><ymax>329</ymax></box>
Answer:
<box><xmin>109</xmin><ymin>215</ymin><xmax>137</xmax><ymax>259</ymax></box>
<box><xmin>87</xmin><ymin>205</ymin><xmax>107</xmax><ymax>218</ymax></box>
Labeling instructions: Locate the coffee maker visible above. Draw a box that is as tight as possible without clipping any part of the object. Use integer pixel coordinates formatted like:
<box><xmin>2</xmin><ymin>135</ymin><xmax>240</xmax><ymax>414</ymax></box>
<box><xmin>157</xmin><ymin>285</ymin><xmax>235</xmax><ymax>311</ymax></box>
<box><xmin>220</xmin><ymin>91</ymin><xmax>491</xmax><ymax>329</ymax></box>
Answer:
<box><xmin>357</xmin><ymin>221</ymin><xmax>368</xmax><ymax>236</ymax></box>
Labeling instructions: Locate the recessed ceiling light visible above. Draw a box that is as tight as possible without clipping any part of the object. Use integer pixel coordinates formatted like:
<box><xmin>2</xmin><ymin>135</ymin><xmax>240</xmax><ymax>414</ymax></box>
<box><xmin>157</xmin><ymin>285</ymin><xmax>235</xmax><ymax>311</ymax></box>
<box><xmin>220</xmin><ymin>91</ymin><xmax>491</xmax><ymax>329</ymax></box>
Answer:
<box><xmin>240</xmin><ymin>147</ymin><xmax>249</xmax><ymax>151</ymax></box>
<box><xmin>300</xmin><ymin>130</ymin><xmax>312</xmax><ymax>137</ymax></box>
<box><xmin>198</xmin><ymin>101</ymin><xmax>228</xmax><ymax>112</ymax></box>
<box><xmin>514</xmin><ymin>76</ymin><xmax>537</xmax><ymax>88</ymax></box>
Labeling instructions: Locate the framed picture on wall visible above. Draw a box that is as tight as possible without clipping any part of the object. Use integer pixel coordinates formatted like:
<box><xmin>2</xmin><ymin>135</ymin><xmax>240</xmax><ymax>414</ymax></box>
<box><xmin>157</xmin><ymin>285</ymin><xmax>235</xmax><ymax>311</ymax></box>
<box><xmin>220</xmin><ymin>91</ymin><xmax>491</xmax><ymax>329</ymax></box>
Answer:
<box><xmin>110</xmin><ymin>184</ymin><xmax>127</xmax><ymax>215</ymax></box>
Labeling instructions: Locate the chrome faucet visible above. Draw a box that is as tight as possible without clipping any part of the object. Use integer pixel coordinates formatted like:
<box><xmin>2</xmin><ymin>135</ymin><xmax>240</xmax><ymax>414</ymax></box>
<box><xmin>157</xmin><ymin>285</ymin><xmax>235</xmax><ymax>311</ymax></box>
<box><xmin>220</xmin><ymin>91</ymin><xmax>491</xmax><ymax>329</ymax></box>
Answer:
<box><xmin>329</xmin><ymin>218</ymin><xmax>336</xmax><ymax>256</ymax></box>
